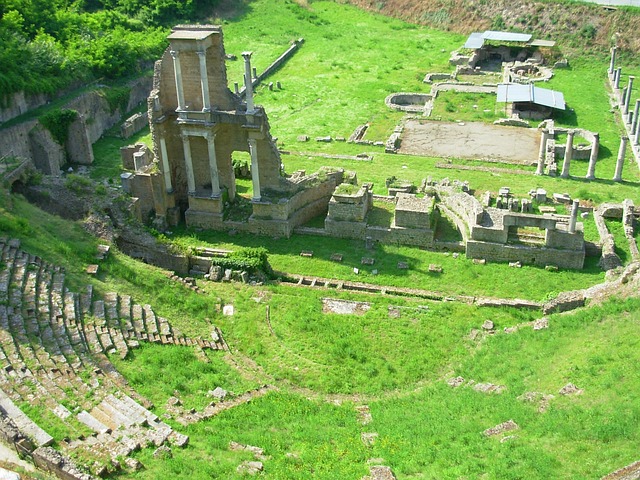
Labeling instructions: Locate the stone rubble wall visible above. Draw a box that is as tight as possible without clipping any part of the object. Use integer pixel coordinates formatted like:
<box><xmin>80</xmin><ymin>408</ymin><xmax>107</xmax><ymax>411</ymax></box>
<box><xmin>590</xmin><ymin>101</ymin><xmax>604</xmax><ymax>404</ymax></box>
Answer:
<box><xmin>466</xmin><ymin>240</ymin><xmax>585</xmax><ymax>269</ymax></box>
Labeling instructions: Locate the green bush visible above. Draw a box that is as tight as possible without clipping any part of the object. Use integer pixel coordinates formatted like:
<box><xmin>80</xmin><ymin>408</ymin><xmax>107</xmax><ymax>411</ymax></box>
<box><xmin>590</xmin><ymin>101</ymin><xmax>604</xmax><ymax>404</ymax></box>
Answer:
<box><xmin>210</xmin><ymin>247</ymin><xmax>272</xmax><ymax>275</ymax></box>
<box><xmin>64</xmin><ymin>173</ymin><xmax>93</xmax><ymax>194</ymax></box>
<box><xmin>39</xmin><ymin>108</ymin><xmax>78</xmax><ymax>145</ymax></box>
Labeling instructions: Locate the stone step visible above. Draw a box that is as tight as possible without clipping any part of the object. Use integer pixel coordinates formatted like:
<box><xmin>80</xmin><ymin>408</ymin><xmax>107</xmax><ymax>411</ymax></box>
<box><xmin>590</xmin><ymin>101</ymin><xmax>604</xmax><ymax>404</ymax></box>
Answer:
<box><xmin>0</xmin><ymin>389</ymin><xmax>54</xmax><ymax>447</ymax></box>
<box><xmin>77</xmin><ymin>410</ymin><xmax>111</xmax><ymax>434</ymax></box>
<box><xmin>80</xmin><ymin>284</ymin><xmax>93</xmax><ymax>316</ymax></box>
<box><xmin>143</xmin><ymin>305</ymin><xmax>159</xmax><ymax>335</ymax></box>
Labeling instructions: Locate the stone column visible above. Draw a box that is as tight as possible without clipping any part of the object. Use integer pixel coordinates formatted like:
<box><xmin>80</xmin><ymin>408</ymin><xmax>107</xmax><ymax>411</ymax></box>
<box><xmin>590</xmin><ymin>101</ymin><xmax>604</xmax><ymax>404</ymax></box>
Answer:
<box><xmin>561</xmin><ymin>130</ymin><xmax>574</xmax><ymax>178</ymax></box>
<box><xmin>586</xmin><ymin>133</ymin><xmax>599</xmax><ymax>180</ymax></box>
<box><xmin>635</xmin><ymin>115</ymin><xmax>640</xmax><ymax>146</ymax></box>
<box><xmin>536</xmin><ymin>129</ymin><xmax>548</xmax><ymax>175</ymax></box>
<box><xmin>242</xmin><ymin>52</ymin><xmax>255</xmax><ymax>114</ymax></box>
<box><xmin>624</xmin><ymin>76</ymin><xmax>634</xmax><ymax>115</ymax></box>
<box><xmin>170</xmin><ymin>50</ymin><xmax>186</xmax><ymax>111</ymax></box>
<box><xmin>568</xmin><ymin>200</ymin><xmax>579</xmax><ymax>234</ymax></box>
<box><xmin>181</xmin><ymin>134</ymin><xmax>196</xmax><ymax>194</ymax></box>
<box><xmin>615</xmin><ymin>68</ymin><xmax>622</xmax><ymax>90</ymax></box>
<box><xmin>248</xmin><ymin>138</ymin><xmax>261</xmax><ymax>201</ymax></box>
<box><xmin>632</xmin><ymin>99</ymin><xmax>640</xmax><ymax>135</ymax></box>
<box><xmin>159</xmin><ymin>136</ymin><xmax>172</xmax><ymax>193</ymax></box>
<box><xmin>613</xmin><ymin>136</ymin><xmax>628</xmax><ymax>182</ymax></box>
<box><xmin>197</xmin><ymin>50</ymin><xmax>211</xmax><ymax>112</ymax></box>
<box><xmin>609</xmin><ymin>46</ymin><xmax>617</xmax><ymax>76</ymax></box>
<box><xmin>205</xmin><ymin>133</ymin><xmax>220</xmax><ymax>197</ymax></box>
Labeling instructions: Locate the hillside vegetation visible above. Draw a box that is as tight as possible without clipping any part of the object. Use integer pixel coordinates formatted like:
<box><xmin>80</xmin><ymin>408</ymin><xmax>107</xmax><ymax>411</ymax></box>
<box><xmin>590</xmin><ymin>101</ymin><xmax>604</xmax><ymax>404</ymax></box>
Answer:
<box><xmin>345</xmin><ymin>0</ymin><xmax>640</xmax><ymax>53</ymax></box>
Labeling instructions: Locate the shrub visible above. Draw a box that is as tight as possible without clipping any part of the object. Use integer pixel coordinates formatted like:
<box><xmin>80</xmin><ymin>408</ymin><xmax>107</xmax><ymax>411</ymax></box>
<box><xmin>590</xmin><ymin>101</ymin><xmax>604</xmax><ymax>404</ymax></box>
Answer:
<box><xmin>39</xmin><ymin>109</ymin><xmax>78</xmax><ymax>145</ymax></box>
<box><xmin>210</xmin><ymin>247</ymin><xmax>273</xmax><ymax>276</ymax></box>
<box><xmin>65</xmin><ymin>174</ymin><xmax>93</xmax><ymax>194</ymax></box>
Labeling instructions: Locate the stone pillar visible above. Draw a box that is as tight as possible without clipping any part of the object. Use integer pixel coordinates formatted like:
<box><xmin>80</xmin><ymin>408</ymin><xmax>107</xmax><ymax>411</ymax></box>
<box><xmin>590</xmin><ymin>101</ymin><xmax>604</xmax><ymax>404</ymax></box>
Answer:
<box><xmin>615</xmin><ymin>68</ymin><xmax>622</xmax><ymax>90</ymax></box>
<box><xmin>624</xmin><ymin>76</ymin><xmax>634</xmax><ymax>115</ymax></box>
<box><xmin>242</xmin><ymin>52</ymin><xmax>255</xmax><ymax>114</ymax></box>
<box><xmin>170</xmin><ymin>50</ymin><xmax>186</xmax><ymax>111</ymax></box>
<box><xmin>613</xmin><ymin>136</ymin><xmax>628</xmax><ymax>182</ymax></box>
<box><xmin>248</xmin><ymin>138</ymin><xmax>261</xmax><ymax>201</ymax></box>
<box><xmin>561</xmin><ymin>130</ymin><xmax>574</xmax><ymax>178</ymax></box>
<box><xmin>197</xmin><ymin>50</ymin><xmax>211</xmax><ymax>112</ymax></box>
<box><xmin>635</xmin><ymin>115</ymin><xmax>640</xmax><ymax>146</ymax></box>
<box><xmin>632</xmin><ymin>99</ymin><xmax>640</xmax><ymax>135</ymax></box>
<box><xmin>609</xmin><ymin>46</ymin><xmax>617</xmax><ymax>76</ymax></box>
<box><xmin>159</xmin><ymin>136</ymin><xmax>172</xmax><ymax>193</ymax></box>
<box><xmin>205</xmin><ymin>133</ymin><xmax>220</xmax><ymax>197</ymax></box>
<box><xmin>536</xmin><ymin>129</ymin><xmax>548</xmax><ymax>175</ymax></box>
<box><xmin>568</xmin><ymin>200</ymin><xmax>579</xmax><ymax>234</ymax></box>
<box><xmin>586</xmin><ymin>133</ymin><xmax>599</xmax><ymax>180</ymax></box>
<box><xmin>181</xmin><ymin>134</ymin><xmax>196</xmax><ymax>194</ymax></box>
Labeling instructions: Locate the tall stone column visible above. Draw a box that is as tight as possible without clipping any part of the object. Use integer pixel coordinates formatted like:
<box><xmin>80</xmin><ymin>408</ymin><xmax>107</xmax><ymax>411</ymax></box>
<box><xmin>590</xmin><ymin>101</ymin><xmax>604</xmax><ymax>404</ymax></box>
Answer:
<box><xmin>242</xmin><ymin>52</ymin><xmax>255</xmax><ymax>114</ymax></box>
<box><xmin>568</xmin><ymin>200</ymin><xmax>579</xmax><ymax>234</ymax></box>
<box><xmin>248</xmin><ymin>138</ymin><xmax>261</xmax><ymax>201</ymax></box>
<box><xmin>170</xmin><ymin>50</ymin><xmax>186</xmax><ymax>112</ymax></box>
<box><xmin>197</xmin><ymin>50</ymin><xmax>211</xmax><ymax>112</ymax></box>
<box><xmin>624</xmin><ymin>76</ymin><xmax>635</xmax><ymax>116</ymax></box>
<box><xmin>205</xmin><ymin>133</ymin><xmax>220</xmax><ymax>197</ymax></box>
<box><xmin>613</xmin><ymin>136</ymin><xmax>628</xmax><ymax>182</ymax></box>
<box><xmin>615</xmin><ymin>68</ymin><xmax>622</xmax><ymax>90</ymax></box>
<box><xmin>159</xmin><ymin>136</ymin><xmax>173</xmax><ymax>193</ymax></box>
<box><xmin>586</xmin><ymin>133</ymin><xmax>599</xmax><ymax>180</ymax></box>
<box><xmin>609</xmin><ymin>46</ymin><xmax>617</xmax><ymax>76</ymax></box>
<box><xmin>635</xmin><ymin>115</ymin><xmax>640</xmax><ymax>146</ymax></box>
<box><xmin>632</xmin><ymin>99</ymin><xmax>640</xmax><ymax>135</ymax></box>
<box><xmin>180</xmin><ymin>134</ymin><xmax>196</xmax><ymax>194</ymax></box>
<box><xmin>561</xmin><ymin>130</ymin><xmax>575</xmax><ymax>178</ymax></box>
<box><xmin>536</xmin><ymin>129</ymin><xmax>548</xmax><ymax>175</ymax></box>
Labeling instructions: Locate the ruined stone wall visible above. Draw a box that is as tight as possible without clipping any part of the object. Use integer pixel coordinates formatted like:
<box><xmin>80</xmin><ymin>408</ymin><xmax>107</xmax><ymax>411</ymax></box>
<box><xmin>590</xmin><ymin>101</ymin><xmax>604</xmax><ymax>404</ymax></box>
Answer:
<box><xmin>325</xmin><ymin>218</ymin><xmax>368</xmax><ymax>238</ymax></box>
<box><xmin>0</xmin><ymin>90</ymin><xmax>51</xmax><ymax>124</ymax></box>
<box><xmin>27</xmin><ymin>124</ymin><xmax>66</xmax><ymax>175</ymax></box>
<box><xmin>367</xmin><ymin>225</ymin><xmax>434</xmax><ymax>247</ymax></box>
<box><xmin>66</xmin><ymin>115</ymin><xmax>94</xmax><ymax>165</ymax></box>
<box><xmin>466</xmin><ymin>240</ymin><xmax>585</xmax><ymax>269</ymax></box>
<box><xmin>33</xmin><ymin>447</ymin><xmax>97</xmax><ymax>480</ymax></box>
<box><xmin>441</xmin><ymin>192</ymin><xmax>484</xmax><ymax>231</ymax></box>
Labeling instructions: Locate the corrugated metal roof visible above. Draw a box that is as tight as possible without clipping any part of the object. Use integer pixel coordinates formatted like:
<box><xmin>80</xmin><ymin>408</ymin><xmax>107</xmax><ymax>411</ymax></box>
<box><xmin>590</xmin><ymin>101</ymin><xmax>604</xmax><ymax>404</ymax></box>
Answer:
<box><xmin>464</xmin><ymin>32</ymin><xmax>486</xmax><ymax>49</ymax></box>
<box><xmin>529</xmin><ymin>39</ymin><xmax>556</xmax><ymax>47</ymax></box>
<box><xmin>482</xmin><ymin>31</ymin><xmax>532</xmax><ymax>43</ymax></box>
<box><xmin>497</xmin><ymin>83</ymin><xmax>566</xmax><ymax>110</ymax></box>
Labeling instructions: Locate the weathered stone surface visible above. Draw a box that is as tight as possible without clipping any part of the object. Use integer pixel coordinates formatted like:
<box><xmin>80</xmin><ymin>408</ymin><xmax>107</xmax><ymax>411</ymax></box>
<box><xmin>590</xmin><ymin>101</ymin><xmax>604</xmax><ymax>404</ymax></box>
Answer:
<box><xmin>559</xmin><ymin>383</ymin><xmax>583</xmax><ymax>396</ymax></box>
<box><xmin>236</xmin><ymin>461</ymin><xmax>263</xmax><ymax>475</ymax></box>
<box><xmin>481</xmin><ymin>320</ymin><xmax>494</xmax><ymax>331</ymax></box>
<box><xmin>483</xmin><ymin>420</ymin><xmax>519</xmax><ymax>437</ymax></box>
<box><xmin>533</xmin><ymin>317</ymin><xmax>549</xmax><ymax>330</ymax></box>
<box><xmin>447</xmin><ymin>376</ymin><xmax>465</xmax><ymax>387</ymax></box>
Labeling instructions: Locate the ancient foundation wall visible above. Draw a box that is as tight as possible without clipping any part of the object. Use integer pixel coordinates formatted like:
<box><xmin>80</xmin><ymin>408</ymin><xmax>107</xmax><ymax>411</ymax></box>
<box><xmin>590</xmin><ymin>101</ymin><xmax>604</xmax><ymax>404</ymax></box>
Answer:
<box><xmin>32</xmin><ymin>447</ymin><xmax>97</xmax><ymax>480</ymax></box>
<box><xmin>466</xmin><ymin>240</ymin><xmax>585</xmax><ymax>269</ymax></box>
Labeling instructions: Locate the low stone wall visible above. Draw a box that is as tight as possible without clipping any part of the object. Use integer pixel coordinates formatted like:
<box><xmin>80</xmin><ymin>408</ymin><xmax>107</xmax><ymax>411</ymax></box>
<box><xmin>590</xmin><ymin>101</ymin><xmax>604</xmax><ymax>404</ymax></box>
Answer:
<box><xmin>466</xmin><ymin>240</ymin><xmax>585</xmax><ymax>269</ymax></box>
<box><xmin>441</xmin><ymin>192</ymin><xmax>483</xmax><ymax>231</ymax></box>
<box><xmin>121</xmin><ymin>112</ymin><xmax>149</xmax><ymax>139</ymax></box>
<box><xmin>33</xmin><ymin>447</ymin><xmax>97</xmax><ymax>480</ymax></box>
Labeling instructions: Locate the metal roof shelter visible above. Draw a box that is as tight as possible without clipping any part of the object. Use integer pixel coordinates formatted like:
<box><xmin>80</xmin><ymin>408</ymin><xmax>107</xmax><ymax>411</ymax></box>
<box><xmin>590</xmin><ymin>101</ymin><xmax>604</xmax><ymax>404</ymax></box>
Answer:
<box><xmin>497</xmin><ymin>83</ymin><xmax>566</xmax><ymax>110</ymax></box>
<box><xmin>463</xmin><ymin>30</ymin><xmax>555</xmax><ymax>49</ymax></box>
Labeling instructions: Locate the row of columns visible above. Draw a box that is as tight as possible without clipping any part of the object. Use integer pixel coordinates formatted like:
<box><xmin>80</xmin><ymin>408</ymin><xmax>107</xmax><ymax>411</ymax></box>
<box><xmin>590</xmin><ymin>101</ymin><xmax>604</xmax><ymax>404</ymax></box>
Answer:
<box><xmin>157</xmin><ymin>131</ymin><xmax>261</xmax><ymax>202</ymax></box>
<box><xmin>537</xmin><ymin>130</ymin><xmax>600</xmax><ymax>180</ymax></box>
<box><xmin>170</xmin><ymin>48</ymin><xmax>212</xmax><ymax>113</ymax></box>
<box><xmin>609</xmin><ymin>46</ymin><xmax>640</xmax><ymax>150</ymax></box>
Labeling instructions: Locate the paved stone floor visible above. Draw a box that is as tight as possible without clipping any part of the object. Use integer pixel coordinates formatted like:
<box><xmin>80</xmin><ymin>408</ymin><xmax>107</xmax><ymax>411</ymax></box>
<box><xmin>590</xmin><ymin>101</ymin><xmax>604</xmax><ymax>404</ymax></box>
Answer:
<box><xmin>399</xmin><ymin>120</ymin><xmax>540</xmax><ymax>165</ymax></box>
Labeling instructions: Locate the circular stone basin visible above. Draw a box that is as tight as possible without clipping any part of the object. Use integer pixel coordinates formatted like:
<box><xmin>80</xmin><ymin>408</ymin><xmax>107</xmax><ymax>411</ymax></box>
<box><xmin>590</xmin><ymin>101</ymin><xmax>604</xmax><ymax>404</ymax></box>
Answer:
<box><xmin>385</xmin><ymin>92</ymin><xmax>432</xmax><ymax>112</ymax></box>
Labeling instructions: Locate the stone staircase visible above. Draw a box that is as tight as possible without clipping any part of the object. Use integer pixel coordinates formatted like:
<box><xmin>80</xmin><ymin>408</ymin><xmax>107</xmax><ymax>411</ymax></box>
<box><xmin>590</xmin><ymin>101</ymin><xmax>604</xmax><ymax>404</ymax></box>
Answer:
<box><xmin>0</xmin><ymin>238</ymin><xmax>224</xmax><ymax>477</ymax></box>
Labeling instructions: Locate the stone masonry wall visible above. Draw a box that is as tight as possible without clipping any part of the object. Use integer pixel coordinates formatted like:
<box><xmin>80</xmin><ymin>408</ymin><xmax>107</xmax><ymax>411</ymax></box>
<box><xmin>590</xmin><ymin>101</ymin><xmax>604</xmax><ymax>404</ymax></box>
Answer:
<box><xmin>466</xmin><ymin>240</ymin><xmax>585</xmax><ymax>269</ymax></box>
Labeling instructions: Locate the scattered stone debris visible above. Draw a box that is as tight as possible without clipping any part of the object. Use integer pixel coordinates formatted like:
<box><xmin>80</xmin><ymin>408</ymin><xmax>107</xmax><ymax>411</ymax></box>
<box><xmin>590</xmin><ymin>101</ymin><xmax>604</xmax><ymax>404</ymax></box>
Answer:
<box><xmin>364</xmin><ymin>465</ymin><xmax>397</xmax><ymax>480</ymax></box>
<box><xmin>96</xmin><ymin>244</ymin><xmax>111</xmax><ymax>260</ymax></box>
<box><xmin>300</xmin><ymin>250</ymin><xmax>313</xmax><ymax>258</ymax></box>
<box><xmin>153</xmin><ymin>445</ymin><xmax>172</xmax><ymax>459</ymax></box>
<box><xmin>500</xmin><ymin>435</ymin><xmax>517</xmax><ymax>443</ymax></box>
<box><xmin>86</xmin><ymin>264</ymin><xmax>99</xmax><ymax>275</ymax></box>
<box><xmin>124</xmin><ymin>458</ymin><xmax>142</xmax><ymax>471</ymax></box>
<box><xmin>229</xmin><ymin>441</ymin><xmax>266</xmax><ymax>460</ymax></box>
<box><xmin>481</xmin><ymin>320</ymin><xmax>494</xmax><ymax>331</ymax></box>
<box><xmin>428</xmin><ymin>264</ymin><xmax>443</xmax><ymax>273</ymax></box>
<box><xmin>473</xmin><ymin>258</ymin><xmax>486</xmax><ymax>265</ymax></box>
<box><xmin>208</xmin><ymin>387</ymin><xmax>228</xmax><ymax>401</ymax></box>
<box><xmin>468</xmin><ymin>329</ymin><xmax>481</xmax><ymax>340</ymax></box>
<box><xmin>388</xmin><ymin>307</ymin><xmax>401</xmax><ymax>318</ymax></box>
<box><xmin>447</xmin><ymin>376</ymin><xmax>465</xmax><ymax>388</ymax></box>
<box><xmin>361</xmin><ymin>257</ymin><xmax>375</xmax><ymax>265</ymax></box>
<box><xmin>356</xmin><ymin>405</ymin><xmax>373</xmax><ymax>425</ymax></box>
<box><xmin>503</xmin><ymin>326</ymin><xmax>519</xmax><ymax>334</ymax></box>
<box><xmin>397</xmin><ymin>262</ymin><xmax>409</xmax><ymax>269</ymax></box>
<box><xmin>533</xmin><ymin>317</ymin><xmax>549</xmax><ymax>330</ymax></box>
<box><xmin>223</xmin><ymin>305</ymin><xmax>235</xmax><ymax>316</ymax></box>
<box><xmin>509</xmin><ymin>261</ymin><xmax>522</xmax><ymax>268</ymax></box>
<box><xmin>559</xmin><ymin>383</ymin><xmax>583</xmax><ymax>396</ymax></box>
<box><xmin>517</xmin><ymin>391</ymin><xmax>554</xmax><ymax>413</ymax></box>
<box><xmin>361</xmin><ymin>432</ymin><xmax>378</xmax><ymax>446</ymax></box>
<box><xmin>330</xmin><ymin>253</ymin><xmax>343</xmax><ymax>262</ymax></box>
<box><xmin>236</xmin><ymin>461</ymin><xmax>263</xmax><ymax>475</ymax></box>
<box><xmin>483</xmin><ymin>420</ymin><xmax>519</xmax><ymax>437</ymax></box>
<box><xmin>473</xmin><ymin>383</ymin><xmax>505</xmax><ymax>394</ymax></box>
<box><xmin>297</xmin><ymin>135</ymin><xmax>309</xmax><ymax>142</ymax></box>
<box><xmin>322</xmin><ymin>298</ymin><xmax>371</xmax><ymax>315</ymax></box>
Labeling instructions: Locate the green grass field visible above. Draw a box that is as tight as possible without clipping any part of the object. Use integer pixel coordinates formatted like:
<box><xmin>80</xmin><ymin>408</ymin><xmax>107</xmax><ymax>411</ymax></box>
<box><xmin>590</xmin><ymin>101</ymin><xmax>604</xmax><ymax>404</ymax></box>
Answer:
<box><xmin>4</xmin><ymin>0</ymin><xmax>640</xmax><ymax>478</ymax></box>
